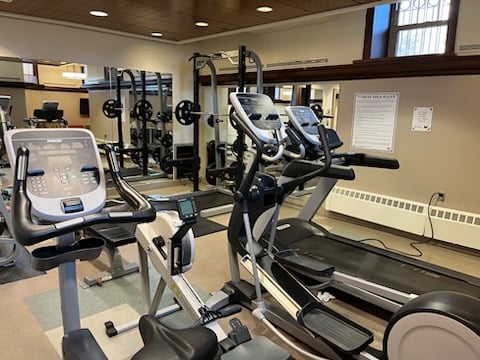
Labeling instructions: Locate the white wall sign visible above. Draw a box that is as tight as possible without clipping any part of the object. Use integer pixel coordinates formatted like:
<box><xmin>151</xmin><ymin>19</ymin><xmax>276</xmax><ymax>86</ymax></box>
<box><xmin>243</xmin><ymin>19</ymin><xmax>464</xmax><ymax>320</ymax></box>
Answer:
<box><xmin>412</xmin><ymin>106</ymin><xmax>433</xmax><ymax>131</ymax></box>
<box><xmin>351</xmin><ymin>92</ymin><xmax>399</xmax><ymax>152</ymax></box>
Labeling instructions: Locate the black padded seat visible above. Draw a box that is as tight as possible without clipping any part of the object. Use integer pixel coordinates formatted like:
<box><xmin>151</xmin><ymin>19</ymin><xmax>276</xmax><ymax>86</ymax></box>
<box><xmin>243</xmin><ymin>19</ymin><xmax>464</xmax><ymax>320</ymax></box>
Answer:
<box><xmin>132</xmin><ymin>315</ymin><xmax>218</xmax><ymax>360</ymax></box>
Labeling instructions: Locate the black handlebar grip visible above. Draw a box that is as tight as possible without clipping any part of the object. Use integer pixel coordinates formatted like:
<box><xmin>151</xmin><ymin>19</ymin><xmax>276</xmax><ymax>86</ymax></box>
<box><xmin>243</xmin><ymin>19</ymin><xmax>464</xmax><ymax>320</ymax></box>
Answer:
<box><xmin>11</xmin><ymin>147</ymin><xmax>57</xmax><ymax>245</ymax></box>
<box><xmin>103</xmin><ymin>145</ymin><xmax>156</xmax><ymax>222</ymax></box>
<box><xmin>11</xmin><ymin>145</ymin><xmax>156</xmax><ymax>246</ymax></box>
<box><xmin>339</xmin><ymin>153</ymin><xmax>400</xmax><ymax>169</ymax></box>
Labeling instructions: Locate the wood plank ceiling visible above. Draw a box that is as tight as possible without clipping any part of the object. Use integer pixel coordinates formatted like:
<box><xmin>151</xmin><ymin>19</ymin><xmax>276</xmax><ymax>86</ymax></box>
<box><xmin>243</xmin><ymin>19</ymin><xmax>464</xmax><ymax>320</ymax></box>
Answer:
<box><xmin>0</xmin><ymin>0</ymin><xmax>385</xmax><ymax>42</ymax></box>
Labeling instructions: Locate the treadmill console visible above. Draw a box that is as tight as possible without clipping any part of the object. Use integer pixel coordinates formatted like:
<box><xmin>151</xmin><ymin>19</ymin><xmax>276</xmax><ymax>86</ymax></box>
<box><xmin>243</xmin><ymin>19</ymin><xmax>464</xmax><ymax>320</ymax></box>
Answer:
<box><xmin>230</xmin><ymin>92</ymin><xmax>284</xmax><ymax>143</ymax></box>
<box><xmin>5</xmin><ymin>128</ymin><xmax>106</xmax><ymax>221</ymax></box>
<box><xmin>285</xmin><ymin>106</ymin><xmax>321</xmax><ymax>146</ymax></box>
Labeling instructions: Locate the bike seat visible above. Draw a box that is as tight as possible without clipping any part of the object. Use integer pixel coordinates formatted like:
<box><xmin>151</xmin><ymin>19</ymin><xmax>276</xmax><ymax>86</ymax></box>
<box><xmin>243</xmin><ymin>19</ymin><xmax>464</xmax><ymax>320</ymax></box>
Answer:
<box><xmin>132</xmin><ymin>315</ymin><xmax>218</xmax><ymax>360</ymax></box>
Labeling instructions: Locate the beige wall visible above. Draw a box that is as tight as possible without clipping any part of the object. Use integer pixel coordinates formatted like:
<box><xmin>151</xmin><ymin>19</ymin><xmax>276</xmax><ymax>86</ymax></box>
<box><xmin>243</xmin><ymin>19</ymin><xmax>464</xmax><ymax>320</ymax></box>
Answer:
<box><xmin>192</xmin><ymin>10</ymin><xmax>366</xmax><ymax>68</ymax></box>
<box><xmin>335</xmin><ymin>75</ymin><xmax>480</xmax><ymax>213</ymax></box>
<box><xmin>455</xmin><ymin>0</ymin><xmax>480</xmax><ymax>53</ymax></box>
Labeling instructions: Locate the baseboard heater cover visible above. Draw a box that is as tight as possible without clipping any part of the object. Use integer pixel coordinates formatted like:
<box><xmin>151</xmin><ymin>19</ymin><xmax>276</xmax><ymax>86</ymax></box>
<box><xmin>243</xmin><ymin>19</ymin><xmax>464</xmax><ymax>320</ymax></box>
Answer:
<box><xmin>325</xmin><ymin>186</ymin><xmax>480</xmax><ymax>250</ymax></box>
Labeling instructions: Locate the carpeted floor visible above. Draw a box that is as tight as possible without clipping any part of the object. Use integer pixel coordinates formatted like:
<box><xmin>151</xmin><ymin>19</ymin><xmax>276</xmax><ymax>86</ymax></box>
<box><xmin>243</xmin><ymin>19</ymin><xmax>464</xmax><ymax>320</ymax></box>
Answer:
<box><xmin>0</xmin><ymin>243</ymin><xmax>45</xmax><ymax>285</ymax></box>
<box><xmin>25</xmin><ymin>265</ymin><xmax>208</xmax><ymax>331</ymax></box>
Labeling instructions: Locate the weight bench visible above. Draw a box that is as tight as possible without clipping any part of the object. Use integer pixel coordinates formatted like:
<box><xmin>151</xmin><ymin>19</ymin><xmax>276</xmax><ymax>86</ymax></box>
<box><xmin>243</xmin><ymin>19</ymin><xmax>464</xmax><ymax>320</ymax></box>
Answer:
<box><xmin>81</xmin><ymin>220</ymin><xmax>138</xmax><ymax>288</ymax></box>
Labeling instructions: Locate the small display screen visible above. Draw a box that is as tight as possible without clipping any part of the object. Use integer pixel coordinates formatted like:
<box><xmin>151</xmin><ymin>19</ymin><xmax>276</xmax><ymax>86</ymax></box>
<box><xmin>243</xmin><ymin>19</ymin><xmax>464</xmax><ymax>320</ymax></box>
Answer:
<box><xmin>11</xmin><ymin>135</ymin><xmax>100</xmax><ymax>198</ymax></box>
<box><xmin>291</xmin><ymin>108</ymin><xmax>319</xmax><ymax>136</ymax></box>
<box><xmin>177</xmin><ymin>198</ymin><xmax>196</xmax><ymax>220</ymax></box>
<box><xmin>236</xmin><ymin>93</ymin><xmax>282</xmax><ymax>130</ymax></box>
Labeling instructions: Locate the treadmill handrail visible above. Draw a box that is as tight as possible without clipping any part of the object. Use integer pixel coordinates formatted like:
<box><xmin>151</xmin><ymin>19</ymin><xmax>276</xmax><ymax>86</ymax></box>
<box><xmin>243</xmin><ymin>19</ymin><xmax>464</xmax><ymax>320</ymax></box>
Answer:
<box><xmin>11</xmin><ymin>146</ymin><xmax>156</xmax><ymax>246</ymax></box>
<box><xmin>331</xmin><ymin>153</ymin><xmax>399</xmax><ymax>169</ymax></box>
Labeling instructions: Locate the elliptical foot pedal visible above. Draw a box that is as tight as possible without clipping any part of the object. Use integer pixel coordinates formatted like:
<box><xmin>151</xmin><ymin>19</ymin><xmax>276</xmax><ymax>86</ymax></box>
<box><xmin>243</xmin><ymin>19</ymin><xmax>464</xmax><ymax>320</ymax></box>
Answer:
<box><xmin>275</xmin><ymin>249</ymin><xmax>334</xmax><ymax>277</ymax></box>
<box><xmin>297</xmin><ymin>302</ymin><xmax>373</xmax><ymax>354</ymax></box>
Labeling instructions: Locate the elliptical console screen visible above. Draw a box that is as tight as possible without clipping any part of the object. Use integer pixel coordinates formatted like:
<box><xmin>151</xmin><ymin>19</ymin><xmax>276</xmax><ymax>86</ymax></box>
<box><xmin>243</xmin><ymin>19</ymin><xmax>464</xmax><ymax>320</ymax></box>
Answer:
<box><xmin>9</xmin><ymin>131</ymin><xmax>101</xmax><ymax>199</ymax></box>
<box><xmin>234</xmin><ymin>93</ymin><xmax>282</xmax><ymax>130</ymax></box>
<box><xmin>288</xmin><ymin>106</ymin><xmax>319</xmax><ymax>136</ymax></box>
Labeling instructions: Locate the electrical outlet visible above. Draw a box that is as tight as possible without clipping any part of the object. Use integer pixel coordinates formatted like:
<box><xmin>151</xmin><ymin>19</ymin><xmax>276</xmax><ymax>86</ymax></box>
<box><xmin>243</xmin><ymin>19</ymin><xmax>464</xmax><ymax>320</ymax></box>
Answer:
<box><xmin>438</xmin><ymin>192</ymin><xmax>446</xmax><ymax>201</ymax></box>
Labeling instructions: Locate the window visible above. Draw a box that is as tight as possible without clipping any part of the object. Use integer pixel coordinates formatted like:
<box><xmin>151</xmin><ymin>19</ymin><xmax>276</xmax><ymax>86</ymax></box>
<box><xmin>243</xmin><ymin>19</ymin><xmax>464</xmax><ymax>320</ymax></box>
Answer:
<box><xmin>364</xmin><ymin>0</ymin><xmax>459</xmax><ymax>59</ymax></box>
<box><xmin>389</xmin><ymin>0</ymin><xmax>454</xmax><ymax>56</ymax></box>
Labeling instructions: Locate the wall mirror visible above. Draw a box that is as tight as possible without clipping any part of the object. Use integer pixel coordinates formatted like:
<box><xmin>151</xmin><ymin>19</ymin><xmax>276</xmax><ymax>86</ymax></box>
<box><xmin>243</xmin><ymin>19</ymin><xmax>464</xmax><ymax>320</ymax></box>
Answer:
<box><xmin>0</xmin><ymin>58</ymin><xmax>174</xmax><ymax>178</ymax></box>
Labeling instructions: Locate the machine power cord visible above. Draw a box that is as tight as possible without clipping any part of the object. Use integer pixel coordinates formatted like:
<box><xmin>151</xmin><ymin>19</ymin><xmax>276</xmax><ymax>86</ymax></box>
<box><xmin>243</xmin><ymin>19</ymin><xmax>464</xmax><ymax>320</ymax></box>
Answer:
<box><xmin>357</xmin><ymin>192</ymin><xmax>445</xmax><ymax>258</ymax></box>
<box><xmin>358</xmin><ymin>237</ymin><xmax>423</xmax><ymax>257</ymax></box>
<box><xmin>425</xmin><ymin>191</ymin><xmax>443</xmax><ymax>243</ymax></box>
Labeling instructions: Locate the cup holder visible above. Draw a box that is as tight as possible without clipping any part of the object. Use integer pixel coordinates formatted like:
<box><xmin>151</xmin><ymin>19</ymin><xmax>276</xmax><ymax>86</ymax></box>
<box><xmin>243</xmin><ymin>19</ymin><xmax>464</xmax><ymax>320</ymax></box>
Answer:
<box><xmin>31</xmin><ymin>237</ymin><xmax>105</xmax><ymax>271</ymax></box>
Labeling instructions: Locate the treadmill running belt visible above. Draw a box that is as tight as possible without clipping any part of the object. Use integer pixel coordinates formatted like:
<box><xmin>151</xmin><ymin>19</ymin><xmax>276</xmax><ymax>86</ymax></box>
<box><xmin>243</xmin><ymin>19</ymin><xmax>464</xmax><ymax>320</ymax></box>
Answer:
<box><xmin>274</xmin><ymin>219</ymin><xmax>480</xmax><ymax>299</ymax></box>
<box><xmin>296</xmin><ymin>234</ymin><xmax>480</xmax><ymax>297</ymax></box>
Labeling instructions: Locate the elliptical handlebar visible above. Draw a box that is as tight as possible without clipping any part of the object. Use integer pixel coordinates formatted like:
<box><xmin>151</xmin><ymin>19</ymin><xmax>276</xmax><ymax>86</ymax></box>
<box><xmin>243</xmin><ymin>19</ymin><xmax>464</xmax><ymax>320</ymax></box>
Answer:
<box><xmin>11</xmin><ymin>146</ymin><xmax>156</xmax><ymax>246</ymax></box>
<box><xmin>283</xmin><ymin>126</ymin><xmax>306</xmax><ymax>160</ymax></box>
<box><xmin>280</xmin><ymin>124</ymin><xmax>332</xmax><ymax>193</ymax></box>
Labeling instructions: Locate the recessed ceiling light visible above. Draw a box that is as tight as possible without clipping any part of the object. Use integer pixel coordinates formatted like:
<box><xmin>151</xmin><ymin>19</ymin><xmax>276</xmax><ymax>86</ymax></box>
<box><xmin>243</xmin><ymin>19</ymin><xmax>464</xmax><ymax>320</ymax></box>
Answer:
<box><xmin>151</xmin><ymin>32</ymin><xmax>163</xmax><ymax>37</ymax></box>
<box><xmin>0</xmin><ymin>0</ymin><xmax>13</xmax><ymax>3</ymax></box>
<box><xmin>89</xmin><ymin>10</ymin><xmax>109</xmax><ymax>17</ymax></box>
<box><xmin>195</xmin><ymin>21</ymin><xmax>209</xmax><ymax>27</ymax></box>
<box><xmin>256</xmin><ymin>6</ymin><xmax>273</xmax><ymax>13</ymax></box>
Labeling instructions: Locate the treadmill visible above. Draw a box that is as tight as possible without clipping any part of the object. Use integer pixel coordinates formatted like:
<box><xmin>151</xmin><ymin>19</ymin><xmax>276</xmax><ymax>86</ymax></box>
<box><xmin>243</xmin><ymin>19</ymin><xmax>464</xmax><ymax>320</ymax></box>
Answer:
<box><xmin>271</xmin><ymin>106</ymin><xmax>480</xmax><ymax>312</ymax></box>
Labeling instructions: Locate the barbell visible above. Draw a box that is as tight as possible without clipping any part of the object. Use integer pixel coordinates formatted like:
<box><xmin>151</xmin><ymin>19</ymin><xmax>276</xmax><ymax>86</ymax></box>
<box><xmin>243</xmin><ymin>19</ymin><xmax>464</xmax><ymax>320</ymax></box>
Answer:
<box><xmin>102</xmin><ymin>98</ymin><xmax>155</xmax><ymax>122</ymax></box>
<box><xmin>174</xmin><ymin>99</ymin><xmax>306</xmax><ymax>127</ymax></box>
<box><xmin>175</xmin><ymin>100</ymin><xmax>231</xmax><ymax>126</ymax></box>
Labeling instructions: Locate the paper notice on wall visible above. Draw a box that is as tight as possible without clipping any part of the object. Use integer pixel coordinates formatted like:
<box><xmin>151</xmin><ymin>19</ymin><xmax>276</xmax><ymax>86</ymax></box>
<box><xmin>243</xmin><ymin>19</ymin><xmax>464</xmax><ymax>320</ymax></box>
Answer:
<box><xmin>351</xmin><ymin>92</ymin><xmax>399</xmax><ymax>152</ymax></box>
<box><xmin>412</xmin><ymin>106</ymin><xmax>433</xmax><ymax>131</ymax></box>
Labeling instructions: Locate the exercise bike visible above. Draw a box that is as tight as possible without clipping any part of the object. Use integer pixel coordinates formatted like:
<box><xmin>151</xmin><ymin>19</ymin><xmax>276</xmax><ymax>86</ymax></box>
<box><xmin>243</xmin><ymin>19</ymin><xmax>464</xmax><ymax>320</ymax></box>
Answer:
<box><xmin>226</xmin><ymin>92</ymin><xmax>480</xmax><ymax>360</ymax></box>
<box><xmin>3</xmin><ymin>128</ymin><xmax>224</xmax><ymax>359</ymax></box>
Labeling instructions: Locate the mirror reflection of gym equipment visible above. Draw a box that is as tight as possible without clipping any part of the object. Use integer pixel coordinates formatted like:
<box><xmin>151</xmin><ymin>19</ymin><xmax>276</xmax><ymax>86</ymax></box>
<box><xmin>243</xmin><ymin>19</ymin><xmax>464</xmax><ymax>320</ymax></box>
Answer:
<box><xmin>0</xmin><ymin>0</ymin><xmax>479</xmax><ymax>354</ymax></box>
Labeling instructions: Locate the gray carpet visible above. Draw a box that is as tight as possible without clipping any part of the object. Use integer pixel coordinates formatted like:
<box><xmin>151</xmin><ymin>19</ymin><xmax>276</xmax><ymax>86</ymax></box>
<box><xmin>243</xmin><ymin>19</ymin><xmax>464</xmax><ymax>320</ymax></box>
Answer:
<box><xmin>0</xmin><ymin>243</ymin><xmax>45</xmax><ymax>285</ymax></box>
<box><xmin>25</xmin><ymin>267</ymin><xmax>208</xmax><ymax>331</ymax></box>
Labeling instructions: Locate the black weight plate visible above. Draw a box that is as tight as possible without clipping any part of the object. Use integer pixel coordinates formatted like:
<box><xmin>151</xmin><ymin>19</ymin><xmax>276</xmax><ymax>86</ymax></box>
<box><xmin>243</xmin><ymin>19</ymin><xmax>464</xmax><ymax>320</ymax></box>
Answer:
<box><xmin>153</xmin><ymin>129</ymin><xmax>162</xmax><ymax>141</ymax></box>
<box><xmin>130</xmin><ymin>128</ymin><xmax>138</xmax><ymax>146</ymax></box>
<box><xmin>160</xmin><ymin>154</ymin><xmax>173</xmax><ymax>173</ymax></box>
<box><xmin>157</xmin><ymin>111</ymin><xmax>172</xmax><ymax>123</ymax></box>
<box><xmin>175</xmin><ymin>100</ymin><xmax>200</xmax><ymax>126</ymax></box>
<box><xmin>134</xmin><ymin>99</ymin><xmax>153</xmax><ymax>121</ymax></box>
<box><xmin>225</xmin><ymin>161</ymin><xmax>241</xmax><ymax>181</ymax></box>
<box><xmin>102</xmin><ymin>99</ymin><xmax>122</xmax><ymax>119</ymax></box>
<box><xmin>131</xmin><ymin>151</ymin><xmax>142</xmax><ymax>165</ymax></box>
<box><xmin>311</xmin><ymin>103</ymin><xmax>324</xmax><ymax>119</ymax></box>
<box><xmin>207</xmin><ymin>115</ymin><xmax>215</xmax><ymax>128</ymax></box>
<box><xmin>161</xmin><ymin>133</ymin><xmax>173</xmax><ymax>148</ymax></box>
<box><xmin>206</xmin><ymin>162</ymin><xmax>217</xmax><ymax>185</ymax></box>
<box><xmin>232</xmin><ymin>139</ymin><xmax>247</xmax><ymax>156</ymax></box>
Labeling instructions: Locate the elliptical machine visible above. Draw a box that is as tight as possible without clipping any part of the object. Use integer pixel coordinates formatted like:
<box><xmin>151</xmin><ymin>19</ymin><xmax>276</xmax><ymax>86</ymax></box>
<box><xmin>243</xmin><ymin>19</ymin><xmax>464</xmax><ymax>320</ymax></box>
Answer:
<box><xmin>3</xmin><ymin>128</ymin><xmax>219</xmax><ymax>359</ymax></box>
<box><xmin>226</xmin><ymin>92</ymin><xmax>480</xmax><ymax>360</ymax></box>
